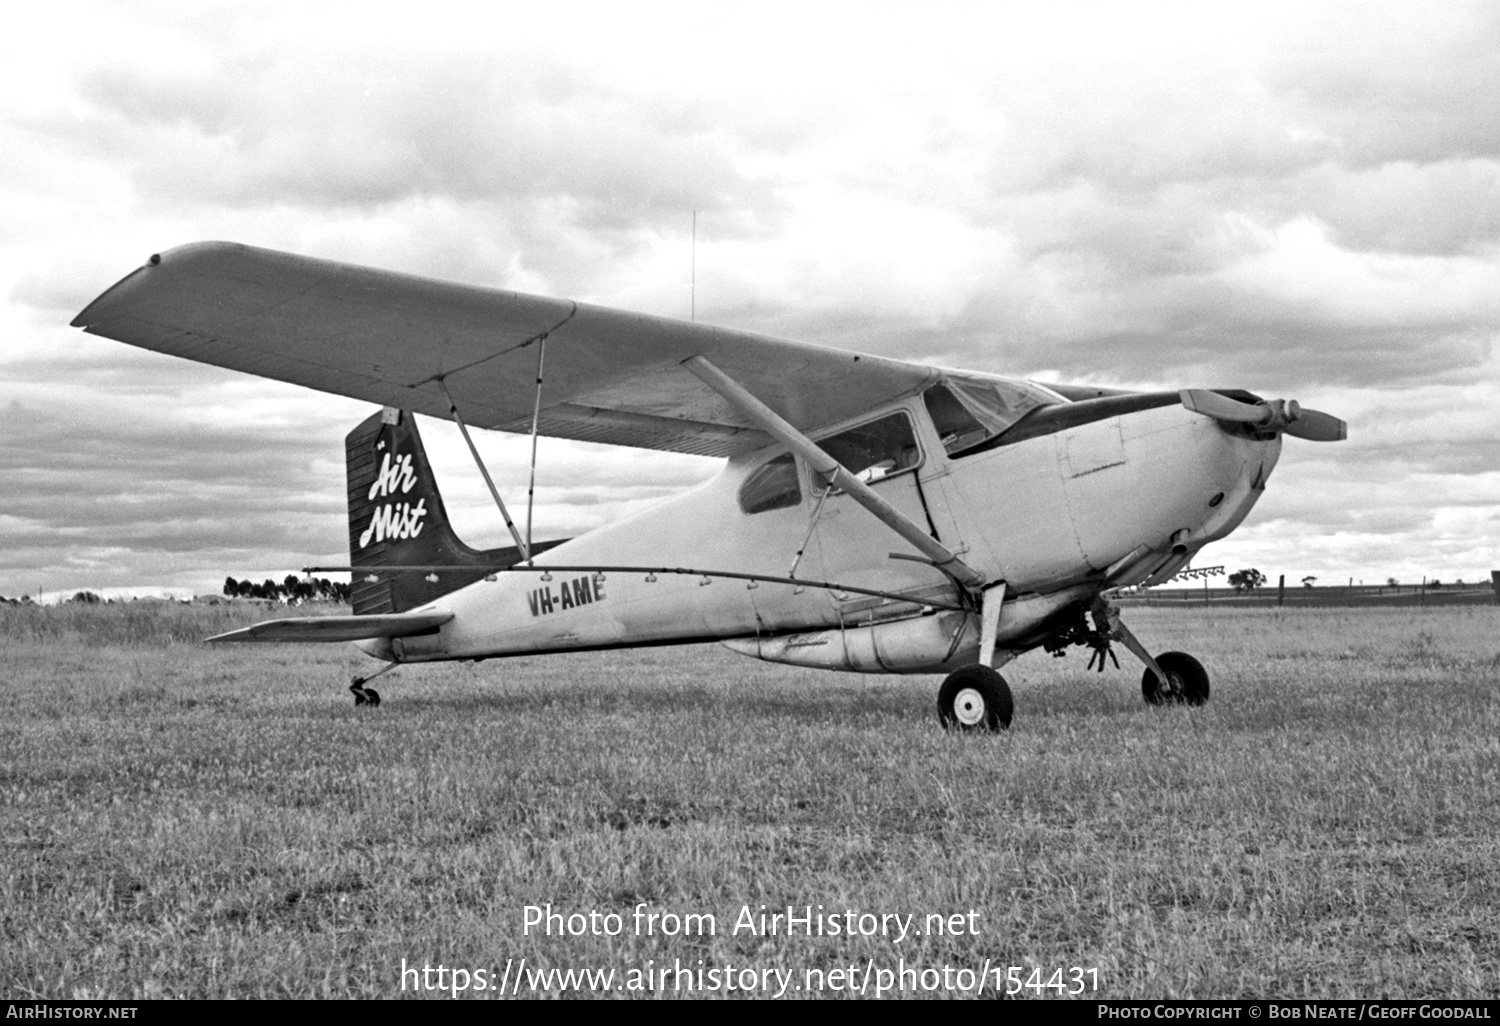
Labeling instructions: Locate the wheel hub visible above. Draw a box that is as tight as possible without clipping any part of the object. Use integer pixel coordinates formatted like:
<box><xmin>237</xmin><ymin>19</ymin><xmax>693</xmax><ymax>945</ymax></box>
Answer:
<box><xmin>953</xmin><ymin>687</ymin><xmax>987</xmax><ymax>726</ymax></box>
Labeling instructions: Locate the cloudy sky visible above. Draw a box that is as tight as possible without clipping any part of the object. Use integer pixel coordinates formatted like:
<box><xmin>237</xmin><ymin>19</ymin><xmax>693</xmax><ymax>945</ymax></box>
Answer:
<box><xmin>3</xmin><ymin>0</ymin><xmax>1498</xmax><ymax>598</ymax></box>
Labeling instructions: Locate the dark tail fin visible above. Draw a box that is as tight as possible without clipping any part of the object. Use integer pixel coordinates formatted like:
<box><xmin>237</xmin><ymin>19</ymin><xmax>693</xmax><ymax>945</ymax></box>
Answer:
<box><xmin>345</xmin><ymin>408</ymin><xmax>564</xmax><ymax>614</ymax></box>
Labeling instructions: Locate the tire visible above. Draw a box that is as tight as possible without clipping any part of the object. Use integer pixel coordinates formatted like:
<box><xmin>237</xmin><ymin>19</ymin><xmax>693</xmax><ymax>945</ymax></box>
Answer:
<box><xmin>1141</xmin><ymin>651</ymin><xmax>1210</xmax><ymax>706</ymax></box>
<box><xmin>937</xmin><ymin>664</ymin><xmax>1013</xmax><ymax>732</ymax></box>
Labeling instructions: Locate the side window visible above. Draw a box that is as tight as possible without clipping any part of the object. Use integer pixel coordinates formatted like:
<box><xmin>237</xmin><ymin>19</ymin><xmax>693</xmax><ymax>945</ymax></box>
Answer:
<box><xmin>923</xmin><ymin>384</ymin><xmax>990</xmax><ymax>455</ymax></box>
<box><xmin>921</xmin><ymin>375</ymin><xmax>1059</xmax><ymax>458</ymax></box>
<box><xmin>738</xmin><ymin>453</ymin><xmax>802</xmax><ymax>514</ymax></box>
<box><xmin>820</xmin><ymin>413</ymin><xmax>920</xmax><ymax>484</ymax></box>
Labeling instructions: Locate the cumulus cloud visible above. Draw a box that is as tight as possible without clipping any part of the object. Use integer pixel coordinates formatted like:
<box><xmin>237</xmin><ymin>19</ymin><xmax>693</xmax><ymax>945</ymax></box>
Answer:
<box><xmin>69</xmin><ymin>55</ymin><xmax>769</xmax><ymax>223</ymax></box>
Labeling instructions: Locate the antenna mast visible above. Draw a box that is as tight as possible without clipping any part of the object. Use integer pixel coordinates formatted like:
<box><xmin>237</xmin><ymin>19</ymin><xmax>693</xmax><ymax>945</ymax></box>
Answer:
<box><xmin>691</xmin><ymin>209</ymin><xmax>697</xmax><ymax>322</ymax></box>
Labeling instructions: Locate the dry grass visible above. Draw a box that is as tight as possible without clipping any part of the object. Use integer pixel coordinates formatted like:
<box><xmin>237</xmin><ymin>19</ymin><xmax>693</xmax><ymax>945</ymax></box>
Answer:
<box><xmin>0</xmin><ymin>600</ymin><xmax>326</xmax><ymax>646</ymax></box>
<box><xmin>3</xmin><ymin>604</ymin><xmax>1498</xmax><ymax>999</ymax></box>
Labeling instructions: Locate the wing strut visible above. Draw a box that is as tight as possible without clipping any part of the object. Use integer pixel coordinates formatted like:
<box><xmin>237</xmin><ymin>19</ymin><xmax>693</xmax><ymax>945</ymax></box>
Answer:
<box><xmin>524</xmin><ymin>335</ymin><xmax>547</xmax><ymax>564</ymax></box>
<box><xmin>437</xmin><ymin>379</ymin><xmax>530</xmax><ymax>563</ymax></box>
<box><xmin>787</xmin><ymin>481</ymin><xmax>833</xmax><ymax>580</ymax></box>
<box><xmin>684</xmin><ymin>356</ymin><xmax>987</xmax><ymax>590</ymax></box>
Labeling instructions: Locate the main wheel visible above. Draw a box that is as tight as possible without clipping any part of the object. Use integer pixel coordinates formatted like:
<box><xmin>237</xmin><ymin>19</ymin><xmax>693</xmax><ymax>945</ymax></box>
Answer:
<box><xmin>937</xmin><ymin>664</ymin><xmax>1014</xmax><ymax>732</ymax></box>
<box><xmin>1141</xmin><ymin>651</ymin><xmax>1210</xmax><ymax>706</ymax></box>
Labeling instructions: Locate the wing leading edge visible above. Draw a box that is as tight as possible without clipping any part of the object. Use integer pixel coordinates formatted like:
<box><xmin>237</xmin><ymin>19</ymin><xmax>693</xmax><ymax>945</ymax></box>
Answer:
<box><xmin>73</xmin><ymin>242</ymin><xmax>938</xmax><ymax>457</ymax></box>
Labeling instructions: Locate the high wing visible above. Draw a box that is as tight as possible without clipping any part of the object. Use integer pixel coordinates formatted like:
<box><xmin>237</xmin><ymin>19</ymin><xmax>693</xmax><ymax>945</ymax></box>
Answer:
<box><xmin>72</xmin><ymin>242</ymin><xmax>938</xmax><ymax>457</ymax></box>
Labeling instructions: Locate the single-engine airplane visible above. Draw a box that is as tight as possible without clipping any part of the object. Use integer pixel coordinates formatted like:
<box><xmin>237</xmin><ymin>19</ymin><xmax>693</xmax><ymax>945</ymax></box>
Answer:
<box><xmin>72</xmin><ymin>242</ymin><xmax>1346</xmax><ymax>729</ymax></box>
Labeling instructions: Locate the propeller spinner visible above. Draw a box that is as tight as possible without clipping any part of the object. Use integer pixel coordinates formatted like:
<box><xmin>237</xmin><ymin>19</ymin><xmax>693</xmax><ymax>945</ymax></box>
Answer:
<box><xmin>1179</xmin><ymin>390</ymin><xmax>1347</xmax><ymax>442</ymax></box>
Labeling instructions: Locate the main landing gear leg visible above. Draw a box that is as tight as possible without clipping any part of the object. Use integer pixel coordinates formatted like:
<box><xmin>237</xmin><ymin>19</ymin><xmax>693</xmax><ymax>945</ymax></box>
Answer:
<box><xmin>349</xmin><ymin>661</ymin><xmax>397</xmax><ymax>707</ymax></box>
<box><xmin>1092</xmin><ymin>595</ymin><xmax>1210</xmax><ymax>706</ymax></box>
<box><xmin>936</xmin><ymin>583</ymin><xmax>1014</xmax><ymax>732</ymax></box>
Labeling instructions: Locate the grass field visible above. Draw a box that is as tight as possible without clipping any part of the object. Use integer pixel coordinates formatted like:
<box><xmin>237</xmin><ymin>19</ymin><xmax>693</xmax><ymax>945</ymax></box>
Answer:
<box><xmin>3</xmin><ymin>602</ymin><xmax>1498</xmax><ymax>999</ymax></box>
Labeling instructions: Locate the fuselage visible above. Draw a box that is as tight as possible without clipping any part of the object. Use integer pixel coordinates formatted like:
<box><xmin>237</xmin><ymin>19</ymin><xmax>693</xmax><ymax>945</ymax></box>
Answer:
<box><xmin>361</xmin><ymin>390</ymin><xmax>1280</xmax><ymax>673</ymax></box>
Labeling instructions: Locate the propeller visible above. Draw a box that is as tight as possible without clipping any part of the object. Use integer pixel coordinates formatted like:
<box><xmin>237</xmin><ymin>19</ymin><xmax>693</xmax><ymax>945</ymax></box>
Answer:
<box><xmin>1179</xmin><ymin>390</ymin><xmax>1347</xmax><ymax>442</ymax></box>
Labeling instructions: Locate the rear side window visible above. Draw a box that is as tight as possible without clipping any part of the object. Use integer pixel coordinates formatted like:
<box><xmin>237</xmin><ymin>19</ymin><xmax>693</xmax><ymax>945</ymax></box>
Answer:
<box><xmin>738</xmin><ymin>453</ymin><xmax>802</xmax><ymax>514</ymax></box>
<box><xmin>820</xmin><ymin>413</ymin><xmax>920</xmax><ymax>484</ymax></box>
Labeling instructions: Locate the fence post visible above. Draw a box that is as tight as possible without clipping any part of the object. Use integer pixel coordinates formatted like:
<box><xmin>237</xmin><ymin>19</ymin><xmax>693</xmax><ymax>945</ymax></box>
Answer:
<box><xmin>1277</xmin><ymin>574</ymin><xmax>1285</xmax><ymax>607</ymax></box>
<box><xmin>1491</xmin><ymin>570</ymin><xmax>1500</xmax><ymax>605</ymax></box>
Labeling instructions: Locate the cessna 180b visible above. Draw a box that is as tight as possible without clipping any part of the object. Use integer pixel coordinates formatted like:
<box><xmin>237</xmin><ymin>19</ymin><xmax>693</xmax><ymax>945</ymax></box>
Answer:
<box><xmin>72</xmin><ymin>242</ymin><xmax>1346</xmax><ymax>730</ymax></box>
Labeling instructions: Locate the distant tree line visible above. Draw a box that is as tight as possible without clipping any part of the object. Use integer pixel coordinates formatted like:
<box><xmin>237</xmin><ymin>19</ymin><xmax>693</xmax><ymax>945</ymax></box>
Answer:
<box><xmin>0</xmin><ymin>591</ymin><xmax>102</xmax><ymax>605</ymax></box>
<box><xmin>223</xmin><ymin>575</ymin><xmax>351</xmax><ymax>603</ymax></box>
<box><xmin>1221</xmin><ymin>568</ymin><xmax>1468</xmax><ymax>594</ymax></box>
<box><xmin>0</xmin><ymin>579</ymin><xmax>353</xmax><ymax>605</ymax></box>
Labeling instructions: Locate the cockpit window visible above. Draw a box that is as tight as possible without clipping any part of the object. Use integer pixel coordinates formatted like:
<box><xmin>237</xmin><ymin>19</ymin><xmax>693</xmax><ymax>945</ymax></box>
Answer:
<box><xmin>819</xmin><ymin>412</ymin><xmax>921</xmax><ymax>484</ymax></box>
<box><xmin>923</xmin><ymin>375</ymin><xmax>1061</xmax><ymax>457</ymax></box>
<box><xmin>923</xmin><ymin>384</ymin><xmax>990</xmax><ymax>454</ymax></box>
<box><xmin>738</xmin><ymin>453</ymin><xmax>802</xmax><ymax>514</ymax></box>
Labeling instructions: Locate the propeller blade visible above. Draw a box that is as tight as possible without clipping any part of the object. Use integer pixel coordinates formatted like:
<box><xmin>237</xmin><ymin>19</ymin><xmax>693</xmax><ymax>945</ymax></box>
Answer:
<box><xmin>1282</xmin><ymin>408</ymin><xmax>1347</xmax><ymax>442</ymax></box>
<box><xmin>1179</xmin><ymin>390</ymin><xmax>1347</xmax><ymax>441</ymax></box>
<box><xmin>1178</xmin><ymin>389</ymin><xmax>1271</xmax><ymax>425</ymax></box>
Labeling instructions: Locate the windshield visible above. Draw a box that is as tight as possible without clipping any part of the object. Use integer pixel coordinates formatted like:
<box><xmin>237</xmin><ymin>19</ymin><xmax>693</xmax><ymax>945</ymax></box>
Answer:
<box><xmin>922</xmin><ymin>374</ymin><xmax>1063</xmax><ymax>457</ymax></box>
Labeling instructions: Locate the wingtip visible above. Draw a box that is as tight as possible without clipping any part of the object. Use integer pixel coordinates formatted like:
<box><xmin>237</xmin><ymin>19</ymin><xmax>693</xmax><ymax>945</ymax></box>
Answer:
<box><xmin>71</xmin><ymin>242</ymin><xmax>241</xmax><ymax>328</ymax></box>
<box><xmin>71</xmin><ymin>254</ymin><xmax>158</xmax><ymax>328</ymax></box>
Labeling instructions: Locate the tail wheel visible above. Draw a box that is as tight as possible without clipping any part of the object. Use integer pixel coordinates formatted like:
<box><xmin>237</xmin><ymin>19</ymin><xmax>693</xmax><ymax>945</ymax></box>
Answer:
<box><xmin>937</xmin><ymin>664</ymin><xmax>1013</xmax><ymax>732</ymax></box>
<box><xmin>1141</xmin><ymin>651</ymin><xmax>1210</xmax><ymax>706</ymax></box>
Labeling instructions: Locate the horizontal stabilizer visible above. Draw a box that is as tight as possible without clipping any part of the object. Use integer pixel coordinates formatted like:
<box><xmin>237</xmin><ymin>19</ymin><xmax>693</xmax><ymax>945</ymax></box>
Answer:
<box><xmin>206</xmin><ymin>610</ymin><xmax>453</xmax><ymax>644</ymax></box>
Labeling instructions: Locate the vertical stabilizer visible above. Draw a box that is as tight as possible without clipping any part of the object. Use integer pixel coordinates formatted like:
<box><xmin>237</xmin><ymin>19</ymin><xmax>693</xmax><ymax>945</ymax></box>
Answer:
<box><xmin>345</xmin><ymin>408</ymin><xmax>562</xmax><ymax>614</ymax></box>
